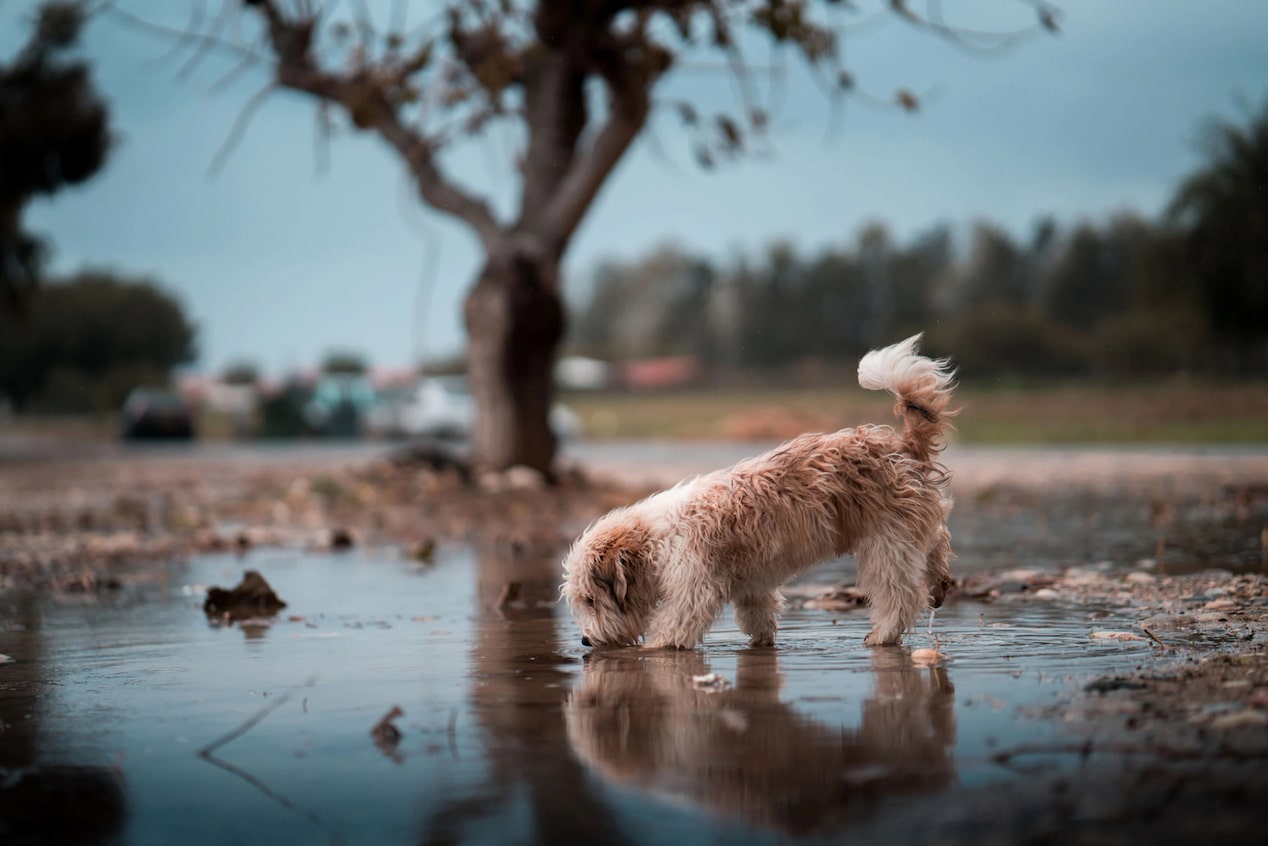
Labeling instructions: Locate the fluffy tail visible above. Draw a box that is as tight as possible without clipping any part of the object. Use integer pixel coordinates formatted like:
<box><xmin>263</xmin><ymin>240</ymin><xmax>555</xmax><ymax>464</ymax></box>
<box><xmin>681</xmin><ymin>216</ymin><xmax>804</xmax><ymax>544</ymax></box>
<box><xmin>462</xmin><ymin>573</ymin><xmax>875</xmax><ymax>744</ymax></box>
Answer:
<box><xmin>857</xmin><ymin>333</ymin><xmax>956</xmax><ymax>463</ymax></box>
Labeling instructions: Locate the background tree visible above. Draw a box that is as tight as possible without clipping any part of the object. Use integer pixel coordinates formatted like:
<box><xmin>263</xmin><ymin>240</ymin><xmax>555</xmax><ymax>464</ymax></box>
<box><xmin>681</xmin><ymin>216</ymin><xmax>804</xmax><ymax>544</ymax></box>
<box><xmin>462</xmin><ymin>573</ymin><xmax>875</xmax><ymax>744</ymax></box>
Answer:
<box><xmin>321</xmin><ymin>350</ymin><xmax>369</xmax><ymax>375</ymax></box>
<box><xmin>1168</xmin><ymin>100</ymin><xmax>1268</xmax><ymax>371</ymax></box>
<box><xmin>144</xmin><ymin>0</ymin><xmax>1058</xmax><ymax>476</ymax></box>
<box><xmin>0</xmin><ymin>271</ymin><xmax>197</xmax><ymax>412</ymax></box>
<box><xmin>0</xmin><ymin>2</ymin><xmax>110</xmax><ymax>314</ymax></box>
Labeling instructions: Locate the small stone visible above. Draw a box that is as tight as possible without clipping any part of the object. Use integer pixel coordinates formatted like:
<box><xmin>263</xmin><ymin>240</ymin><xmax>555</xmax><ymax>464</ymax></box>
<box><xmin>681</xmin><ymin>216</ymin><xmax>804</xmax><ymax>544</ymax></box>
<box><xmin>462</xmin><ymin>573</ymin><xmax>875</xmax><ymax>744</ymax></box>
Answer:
<box><xmin>1090</xmin><ymin>631</ymin><xmax>1148</xmax><ymax>642</ymax></box>
<box><xmin>910</xmin><ymin>648</ymin><xmax>944</xmax><ymax>665</ymax></box>
<box><xmin>1125</xmin><ymin>572</ymin><xmax>1156</xmax><ymax>584</ymax></box>
<box><xmin>504</xmin><ymin>466</ymin><xmax>547</xmax><ymax>491</ymax></box>
<box><xmin>1208</xmin><ymin>710</ymin><xmax>1268</xmax><ymax>730</ymax></box>
<box><xmin>330</xmin><ymin>527</ymin><xmax>356</xmax><ymax>550</ymax></box>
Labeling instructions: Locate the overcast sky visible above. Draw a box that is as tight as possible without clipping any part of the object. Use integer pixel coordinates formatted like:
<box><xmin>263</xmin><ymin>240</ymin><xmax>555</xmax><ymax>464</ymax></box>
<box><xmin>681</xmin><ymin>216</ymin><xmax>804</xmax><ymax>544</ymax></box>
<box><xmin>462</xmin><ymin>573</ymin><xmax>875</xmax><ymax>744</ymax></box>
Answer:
<box><xmin>5</xmin><ymin>1</ymin><xmax>1267</xmax><ymax>373</ymax></box>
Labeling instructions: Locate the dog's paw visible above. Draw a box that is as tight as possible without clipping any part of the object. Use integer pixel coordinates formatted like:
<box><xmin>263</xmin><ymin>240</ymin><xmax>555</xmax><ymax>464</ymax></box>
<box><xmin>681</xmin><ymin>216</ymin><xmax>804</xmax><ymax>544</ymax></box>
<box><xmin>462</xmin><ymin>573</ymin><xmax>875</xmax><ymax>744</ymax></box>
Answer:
<box><xmin>747</xmin><ymin>634</ymin><xmax>776</xmax><ymax>648</ymax></box>
<box><xmin>863</xmin><ymin>630</ymin><xmax>902</xmax><ymax>647</ymax></box>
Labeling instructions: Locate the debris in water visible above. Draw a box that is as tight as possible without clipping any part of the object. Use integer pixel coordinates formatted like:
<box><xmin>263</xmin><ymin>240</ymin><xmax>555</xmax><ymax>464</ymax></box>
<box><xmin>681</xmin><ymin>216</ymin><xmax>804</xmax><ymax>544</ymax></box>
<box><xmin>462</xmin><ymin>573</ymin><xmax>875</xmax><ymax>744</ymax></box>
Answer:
<box><xmin>692</xmin><ymin>672</ymin><xmax>730</xmax><ymax>690</ymax></box>
<box><xmin>1206</xmin><ymin>710</ymin><xmax>1268</xmax><ymax>730</ymax></box>
<box><xmin>802</xmin><ymin>585</ymin><xmax>869</xmax><ymax>610</ymax></box>
<box><xmin>0</xmin><ymin>654</ymin><xmax>13</xmax><ymax>664</ymax></box>
<box><xmin>1090</xmin><ymin>631</ymin><xmax>1147</xmax><ymax>642</ymax></box>
<box><xmin>329</xmin><ymin>527</ymin><xmax>355</xmax><ymax>550</ymax></box>
<box><xmin>371</xmin><ymin>706</ymin><xmax>406</xmax><ymax>763</ymax></box>
<box><xmin>911</xmin><ymin>636</ymin><xmax>944</xmax><ymax>666</ymax></box>
<box><xmin>203</xmin><ymin>570</ymin><xmax>287</xmax><ymax>620</ymax></box>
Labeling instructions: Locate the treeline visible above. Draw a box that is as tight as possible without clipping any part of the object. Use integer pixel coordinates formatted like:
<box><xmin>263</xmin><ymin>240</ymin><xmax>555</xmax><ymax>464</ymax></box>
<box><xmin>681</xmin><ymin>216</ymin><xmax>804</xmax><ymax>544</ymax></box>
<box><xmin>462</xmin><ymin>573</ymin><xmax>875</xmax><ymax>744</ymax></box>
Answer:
<box><xmin>570</xmin><ymin>104</ymin><xmax>1268</xmax><ymax>381</ymax></box>
<box><xmin>0</xmin><ymin>272</ymin><xmax>196</xmax><ymax>413</ymax></box>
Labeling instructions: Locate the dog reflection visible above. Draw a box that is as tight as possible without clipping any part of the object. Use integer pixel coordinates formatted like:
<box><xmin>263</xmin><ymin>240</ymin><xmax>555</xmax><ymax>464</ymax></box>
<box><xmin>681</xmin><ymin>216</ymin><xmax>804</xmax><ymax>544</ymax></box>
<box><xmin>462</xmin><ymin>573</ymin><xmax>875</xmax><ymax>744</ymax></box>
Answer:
<box><xmin>565</xmin><ymin>649</ymin><xmax>955</xmax><ymax>835</ymax></box>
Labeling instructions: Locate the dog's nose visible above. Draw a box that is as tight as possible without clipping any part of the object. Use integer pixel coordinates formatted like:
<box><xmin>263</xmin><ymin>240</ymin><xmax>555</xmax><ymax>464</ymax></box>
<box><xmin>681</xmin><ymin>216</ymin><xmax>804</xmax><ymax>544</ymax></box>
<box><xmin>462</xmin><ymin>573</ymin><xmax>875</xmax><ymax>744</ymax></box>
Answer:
<box><xmin>581</xmin><ymin>636</ymin><xmax>592</xmax><ymax>647</ymax></box>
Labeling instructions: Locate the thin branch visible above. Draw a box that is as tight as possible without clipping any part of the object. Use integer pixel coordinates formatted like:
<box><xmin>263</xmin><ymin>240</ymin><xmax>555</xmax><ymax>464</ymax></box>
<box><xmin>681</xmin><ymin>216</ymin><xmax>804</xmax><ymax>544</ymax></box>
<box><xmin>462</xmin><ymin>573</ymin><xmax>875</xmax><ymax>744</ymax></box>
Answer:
<box><xmin>208</xmin><ymin>84</ymin><xmax>277</xmax><ymax>176</ymax></box>
<box><xmin>198</xmin><ymin>676</ymin><xmax>316</xmax><ymax>756</ymax></box>
<box><xmin>197</xmin><ymin>677</ymin><xmax>324</xmax><ymax>830</ymax></box>
<box><xmin>176</xmin><ymin>1</ymin><xmax>234</xmax><ymax>81</ymax></box>
<box><xmin>244</xmin><ymin>0</ymin><xmax>501</xmax><ymax>243</ymax></box>
<box><xmin>206</xmin><ymin>51</ymin><xmax>260</xmax><ymax>95</ymax></box>
<box><xmin>103</xmin><ymin>2</ymin><xmax>270</xmax><ymax>64</ymax></box>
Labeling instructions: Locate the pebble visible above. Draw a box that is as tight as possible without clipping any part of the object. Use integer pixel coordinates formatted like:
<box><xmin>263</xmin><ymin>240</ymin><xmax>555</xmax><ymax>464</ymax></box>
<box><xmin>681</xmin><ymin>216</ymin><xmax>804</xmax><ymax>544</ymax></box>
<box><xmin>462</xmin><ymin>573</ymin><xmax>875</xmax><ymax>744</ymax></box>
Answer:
<box><xmin>1207</xmin><ymin>710</ymin><xmax>1268</xmax><ymax>730</ymax></box>
<box><xmin>1090</xmin><ymin>631</ymin><xmax>1148</xmax><ymax>642</ymax></box>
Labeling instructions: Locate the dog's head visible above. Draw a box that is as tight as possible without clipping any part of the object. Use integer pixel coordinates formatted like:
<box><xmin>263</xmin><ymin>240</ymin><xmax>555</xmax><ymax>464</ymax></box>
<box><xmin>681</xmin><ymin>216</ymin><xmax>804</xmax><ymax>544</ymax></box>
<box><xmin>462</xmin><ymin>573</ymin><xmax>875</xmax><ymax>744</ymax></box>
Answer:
<box><xmin>926</xmin><ymin>507</ymin><xmax>955</xmax><ymax>609</ymax></box>
<box><xmin>562</xmin><ymin>516</ymin><xmax>657</xmax><ymax>648</ymax></box>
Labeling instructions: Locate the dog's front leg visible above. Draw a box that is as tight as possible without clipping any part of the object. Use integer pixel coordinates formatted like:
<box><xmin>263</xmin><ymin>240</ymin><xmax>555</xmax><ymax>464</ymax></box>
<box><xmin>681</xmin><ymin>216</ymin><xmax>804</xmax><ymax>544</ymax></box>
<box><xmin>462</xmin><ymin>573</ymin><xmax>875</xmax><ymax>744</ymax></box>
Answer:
<box><xmin>857</xmin><ymin>533</ymin><xmax>926</xmax><ymax>647</ymax></box>
<box><xmin>644</xmin><ymin>562</ymin><xmax>723</xmax><ymax>650</ymax></box>
<box><xmin>735</xmin><ymin>590</ymin><xmax>785</xmax><ymax>647</ymax></box>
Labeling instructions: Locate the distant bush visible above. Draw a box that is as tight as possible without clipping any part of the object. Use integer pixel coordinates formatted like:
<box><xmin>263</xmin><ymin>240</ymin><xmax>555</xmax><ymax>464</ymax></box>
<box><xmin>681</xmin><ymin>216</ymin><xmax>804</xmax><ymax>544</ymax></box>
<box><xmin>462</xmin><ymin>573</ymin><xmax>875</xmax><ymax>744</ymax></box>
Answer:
<box><xmin>0</xmin><ymin>272</ymin><xmax>196</xmax><ymax>413</ymax></box>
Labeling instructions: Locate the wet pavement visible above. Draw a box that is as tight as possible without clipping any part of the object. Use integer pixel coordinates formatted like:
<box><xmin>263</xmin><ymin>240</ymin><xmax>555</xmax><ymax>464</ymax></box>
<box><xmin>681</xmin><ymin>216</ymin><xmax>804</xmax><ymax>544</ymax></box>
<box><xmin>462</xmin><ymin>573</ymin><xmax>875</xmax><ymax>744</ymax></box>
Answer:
<box><xmin>0</xmin><ymin>542</ymin><xmax>1244</xmax><ymax>845</ymax></box>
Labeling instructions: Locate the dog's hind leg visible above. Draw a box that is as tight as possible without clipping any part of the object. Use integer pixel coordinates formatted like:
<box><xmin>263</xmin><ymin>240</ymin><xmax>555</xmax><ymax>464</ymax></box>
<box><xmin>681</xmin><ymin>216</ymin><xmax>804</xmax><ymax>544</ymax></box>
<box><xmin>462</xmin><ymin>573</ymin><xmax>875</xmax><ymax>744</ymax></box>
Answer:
<box><xmin>735</xmin><ymin>590</ymin><xmax>785</xmax><ymax>647</ymax></box>
<box><xmin>644</xmin><ymin>566</ymin><xmax>723</xmax><ymax>650</ymax></box>
<box><xmin>856</xmin><ymin>532</ymin><xmax>927</xmax><ymax>647</ymax></box>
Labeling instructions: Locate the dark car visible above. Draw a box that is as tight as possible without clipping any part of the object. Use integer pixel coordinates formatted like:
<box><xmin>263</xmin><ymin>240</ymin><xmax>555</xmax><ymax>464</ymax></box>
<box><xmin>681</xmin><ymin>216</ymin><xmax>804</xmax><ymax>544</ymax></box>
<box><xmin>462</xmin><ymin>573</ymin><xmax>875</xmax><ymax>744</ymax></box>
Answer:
<box><xmin>121</xmin><ymin>388</ymin><xmax>196</xmax><ymax>440</ymax></box>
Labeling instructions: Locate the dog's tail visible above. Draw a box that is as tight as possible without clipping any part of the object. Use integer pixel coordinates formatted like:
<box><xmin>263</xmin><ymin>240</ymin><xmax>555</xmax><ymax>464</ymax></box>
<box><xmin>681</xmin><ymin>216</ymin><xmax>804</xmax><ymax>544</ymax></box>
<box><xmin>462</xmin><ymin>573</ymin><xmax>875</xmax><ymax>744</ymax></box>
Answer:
<box><xmin>857</xmin><ymin>333</ymin><xmax>956</xmax><ymax>463</ymax></box>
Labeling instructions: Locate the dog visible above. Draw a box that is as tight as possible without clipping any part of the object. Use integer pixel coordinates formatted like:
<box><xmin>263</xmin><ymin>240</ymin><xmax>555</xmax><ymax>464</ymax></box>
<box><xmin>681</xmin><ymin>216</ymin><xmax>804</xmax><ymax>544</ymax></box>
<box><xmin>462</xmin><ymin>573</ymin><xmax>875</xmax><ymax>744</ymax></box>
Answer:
<box><xmin>562</xmin><ymin>334</ymin><xmax>956</xmax><ymax>649</ymax></box>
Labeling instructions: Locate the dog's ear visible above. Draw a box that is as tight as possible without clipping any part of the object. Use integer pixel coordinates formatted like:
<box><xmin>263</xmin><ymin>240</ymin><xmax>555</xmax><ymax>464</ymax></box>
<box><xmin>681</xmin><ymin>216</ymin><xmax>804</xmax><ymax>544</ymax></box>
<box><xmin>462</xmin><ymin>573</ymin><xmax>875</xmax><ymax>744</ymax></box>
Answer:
<box><xmin>591</xmin><ymin>550</ymin><xmax>629</xmax><ymax>611</ymax></box>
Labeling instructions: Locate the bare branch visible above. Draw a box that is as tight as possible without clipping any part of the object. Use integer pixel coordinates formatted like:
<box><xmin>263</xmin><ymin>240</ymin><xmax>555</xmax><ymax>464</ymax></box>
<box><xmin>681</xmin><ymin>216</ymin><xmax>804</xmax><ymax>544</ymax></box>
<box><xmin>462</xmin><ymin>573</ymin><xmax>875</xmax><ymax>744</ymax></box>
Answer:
<box><xmin>246</xmin><ymin>0</ymin><xmax>502</xmax><ymax>244</ymax></box>
<box><xmin>103</xmin><ymin>2</ymin><xmax>269</xmax><ymax>64</ymax></box>
<box><xmin>208</xmin><ymin>83</ymin><xmax>277</xmax><ymax>176</ymax></box>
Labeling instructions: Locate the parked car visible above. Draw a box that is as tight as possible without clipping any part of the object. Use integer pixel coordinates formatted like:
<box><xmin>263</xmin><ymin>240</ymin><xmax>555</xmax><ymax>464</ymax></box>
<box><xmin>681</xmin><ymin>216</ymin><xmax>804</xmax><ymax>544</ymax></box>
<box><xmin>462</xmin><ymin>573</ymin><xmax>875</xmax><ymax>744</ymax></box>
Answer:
<box><xmin>303</xmin><ymin>374</ymin><xmax>377</xmax><ymax>438</ymax></box>
<box><xmin>121</xmin><ymin>387</ymin><xmax>196</xmax><ymax>440</ymax></box>
<box><xmin>366</xmin><ymin>376</ymin><xmax>582</xmax><ymax>442</ymax></box>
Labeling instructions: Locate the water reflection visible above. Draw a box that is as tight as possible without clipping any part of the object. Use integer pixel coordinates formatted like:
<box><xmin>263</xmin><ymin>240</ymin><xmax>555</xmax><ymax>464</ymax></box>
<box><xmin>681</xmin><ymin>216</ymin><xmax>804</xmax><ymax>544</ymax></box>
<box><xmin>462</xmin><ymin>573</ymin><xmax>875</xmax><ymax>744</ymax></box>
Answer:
<box><xmin>0</xmin><ymin>592</ymin><xmax>129</xmax><ymax>845</ymax></box>
<box><xmin>419</xmin><ymin>546</ymin><xmax>632</xmax><ymax>845</ymax></box>
<box><xmin>566</xmin><ymin>648</ymin><xmax>956</xmax><ymax>835</ymax></box>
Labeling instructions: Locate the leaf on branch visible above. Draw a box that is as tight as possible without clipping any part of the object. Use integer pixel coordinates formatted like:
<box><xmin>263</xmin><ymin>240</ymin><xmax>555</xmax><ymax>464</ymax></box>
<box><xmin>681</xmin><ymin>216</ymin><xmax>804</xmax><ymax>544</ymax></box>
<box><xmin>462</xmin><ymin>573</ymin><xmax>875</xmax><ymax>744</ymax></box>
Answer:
<box><xmin>837</xmin><ymin>69</ymin><xmax>854</xmax><ymax>90</ymax></box>
<box><xmin>749</xmin><ymin>108</ymin><xmax>769</xmax><ymax>130</ymax></box>
<box><xmin>1038</xmin><ymin>8</ymin><xmax>1061</xmax><ymax>34</ymax></box>
<box><xmin>895</xmin><ymin>89</ymin><xmax>919</xmax><ymax>112</ymax></box>
<box><xmin>677</xmin><ymin>101</ymin><xmax>698</xmax><ymax>126</ymax></box>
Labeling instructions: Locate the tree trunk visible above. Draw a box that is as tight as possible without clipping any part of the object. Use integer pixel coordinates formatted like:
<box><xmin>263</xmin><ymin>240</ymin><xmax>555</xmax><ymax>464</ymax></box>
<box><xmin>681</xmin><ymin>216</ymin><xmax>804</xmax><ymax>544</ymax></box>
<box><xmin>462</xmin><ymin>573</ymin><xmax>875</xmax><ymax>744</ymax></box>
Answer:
<box><xmin>464</xmin><ymin>241</ymin><xmax>565</xmax><ymax>478</ymax></box>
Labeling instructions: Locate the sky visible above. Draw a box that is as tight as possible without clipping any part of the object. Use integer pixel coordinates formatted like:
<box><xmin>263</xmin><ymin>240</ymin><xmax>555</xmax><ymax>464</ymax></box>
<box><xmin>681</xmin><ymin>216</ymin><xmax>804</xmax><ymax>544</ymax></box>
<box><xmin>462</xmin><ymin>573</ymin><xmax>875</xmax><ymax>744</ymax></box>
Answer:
<box><xmin>5</xmin><ymin>0</ymin><xmax>1267</xmax><ymax>374</ymax></box>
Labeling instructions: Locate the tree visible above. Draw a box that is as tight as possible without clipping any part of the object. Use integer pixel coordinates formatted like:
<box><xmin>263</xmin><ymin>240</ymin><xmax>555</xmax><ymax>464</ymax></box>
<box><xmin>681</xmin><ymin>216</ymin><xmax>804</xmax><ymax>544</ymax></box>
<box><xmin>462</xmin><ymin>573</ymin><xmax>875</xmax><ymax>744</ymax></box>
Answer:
<box><xmin>0</xmin><ymin>2</ymin><xmax>111</xmax><ymax>313</ymax></box>
<box><xmin>0</xmin><ymin>271</ymin><xmax>197</xmax><ymax>412</ymax></box>
<box><xmin>1168</xmin><ymin>101</ymin><xmax>1268</xmax><ymax>369</ymax></box>
<box><xmin>151</xmin><ymin>1</ymin><xmax>1058</xmax><ymax>475</ymax></box>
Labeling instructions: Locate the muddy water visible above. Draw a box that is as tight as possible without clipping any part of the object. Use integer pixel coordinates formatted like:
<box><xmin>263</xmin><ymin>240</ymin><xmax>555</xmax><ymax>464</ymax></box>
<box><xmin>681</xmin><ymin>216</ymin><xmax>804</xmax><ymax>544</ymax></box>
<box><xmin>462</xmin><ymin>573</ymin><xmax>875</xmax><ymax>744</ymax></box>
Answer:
<box><xmin>0</xmin><ymin>544</ymin><xmax>1190</xmax><ymax>846</ymax></box>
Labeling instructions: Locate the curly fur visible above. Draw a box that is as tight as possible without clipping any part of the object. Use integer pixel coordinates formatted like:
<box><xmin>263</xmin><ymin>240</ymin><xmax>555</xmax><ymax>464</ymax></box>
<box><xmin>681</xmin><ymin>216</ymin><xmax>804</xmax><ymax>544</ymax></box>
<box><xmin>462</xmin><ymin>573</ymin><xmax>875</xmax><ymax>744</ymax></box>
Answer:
<box><xmin>562</xmin><ymin>334</ymin><xmax>956</xmax><ymax>649</ymax></box>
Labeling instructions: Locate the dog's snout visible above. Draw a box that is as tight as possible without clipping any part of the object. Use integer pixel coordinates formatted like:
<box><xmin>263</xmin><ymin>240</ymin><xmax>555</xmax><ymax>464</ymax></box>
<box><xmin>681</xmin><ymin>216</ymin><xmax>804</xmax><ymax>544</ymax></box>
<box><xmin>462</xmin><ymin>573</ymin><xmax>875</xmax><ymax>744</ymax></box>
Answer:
<box><xmin>581</xmin><ymin>635</ymin><xmax>593</xmax><ymax>647</ymax></box>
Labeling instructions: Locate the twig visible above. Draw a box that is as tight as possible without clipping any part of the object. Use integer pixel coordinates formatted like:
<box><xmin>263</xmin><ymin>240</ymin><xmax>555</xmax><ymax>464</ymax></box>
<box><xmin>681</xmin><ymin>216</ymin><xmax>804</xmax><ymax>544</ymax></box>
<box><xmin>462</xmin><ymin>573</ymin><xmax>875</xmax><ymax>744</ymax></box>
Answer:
<box><xmin>197</xmin><ymin>677</ymin><xmax>322</xmax><ymax>828</ymax></box>
<box><xmin>208</xmin><ymin>84</ymin><xmax>278</xmax><ymax>176</ymax></box>
<box><xmin>1141</xmin><ymin>626</ymin><xmax>1169</xmax><ymax>650</ymax></box>
<box><xmin>447</xmin><ymin>707</ymin><xmax>459</xmax><ymax>760</ymax></box>
<box><xmin>197</xmin><ymin>676</ymin><xmax>316</xmax><ymax>758</ymax></box>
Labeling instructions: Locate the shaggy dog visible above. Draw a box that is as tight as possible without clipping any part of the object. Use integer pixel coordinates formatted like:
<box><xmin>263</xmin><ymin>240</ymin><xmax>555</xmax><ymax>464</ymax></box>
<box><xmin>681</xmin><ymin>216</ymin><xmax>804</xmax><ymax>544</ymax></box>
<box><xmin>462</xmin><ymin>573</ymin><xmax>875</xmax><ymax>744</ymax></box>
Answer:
<box><xmin>562</xmin><ymin>334</ymin><xmax>956</xmax><ymax>649</ymax></box>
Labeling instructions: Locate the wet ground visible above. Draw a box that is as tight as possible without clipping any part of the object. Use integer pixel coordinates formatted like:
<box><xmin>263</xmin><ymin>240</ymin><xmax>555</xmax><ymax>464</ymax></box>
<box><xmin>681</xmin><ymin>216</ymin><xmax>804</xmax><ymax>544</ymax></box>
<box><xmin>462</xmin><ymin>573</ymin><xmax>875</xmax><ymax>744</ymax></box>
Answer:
<box><xmin>1</xmin><ymin>440</ymin><xmax>1267</xmax><ymax>843</ymax></box>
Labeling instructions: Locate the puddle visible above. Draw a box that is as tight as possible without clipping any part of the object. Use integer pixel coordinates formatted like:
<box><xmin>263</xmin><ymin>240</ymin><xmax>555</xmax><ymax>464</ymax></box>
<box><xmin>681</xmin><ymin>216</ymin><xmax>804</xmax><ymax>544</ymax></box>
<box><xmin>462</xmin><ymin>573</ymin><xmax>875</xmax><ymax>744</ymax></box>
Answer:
<box><xmin>0</xmin><ymin>545</ymin><xmax>1188</xmax><ymax>844</ymax></box>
